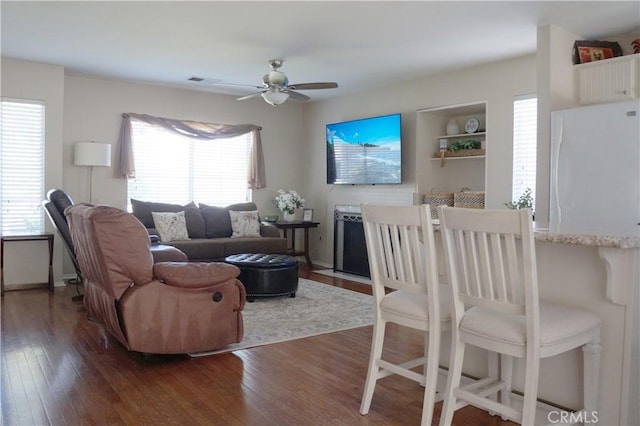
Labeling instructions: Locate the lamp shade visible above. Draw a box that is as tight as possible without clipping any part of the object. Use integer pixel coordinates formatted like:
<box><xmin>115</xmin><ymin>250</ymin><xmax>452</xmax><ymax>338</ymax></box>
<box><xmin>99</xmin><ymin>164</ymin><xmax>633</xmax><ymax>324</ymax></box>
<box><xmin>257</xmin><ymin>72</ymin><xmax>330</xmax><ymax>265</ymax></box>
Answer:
<box><xmin>262</xmin><ymin>89</ymin><xmax>289</xmax><ymax>106</ymax></box>
<box><xmin>74</xmin><ymin>142</ymin><xmax>111</xmax><ymax>167</ymax></box>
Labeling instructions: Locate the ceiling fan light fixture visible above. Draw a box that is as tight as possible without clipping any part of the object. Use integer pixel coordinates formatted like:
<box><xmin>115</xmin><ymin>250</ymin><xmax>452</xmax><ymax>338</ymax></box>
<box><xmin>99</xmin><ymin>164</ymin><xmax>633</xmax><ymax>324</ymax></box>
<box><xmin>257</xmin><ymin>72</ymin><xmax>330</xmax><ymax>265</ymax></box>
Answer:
<box><xmin>267</xmin><ymin>70</ymin><xmax>287</xmax><ymax>86</ymax></box>
<box><xmin>262</xmin><ymin>89</ymin><xmax>289</xmax><ymax>106</ymax></box>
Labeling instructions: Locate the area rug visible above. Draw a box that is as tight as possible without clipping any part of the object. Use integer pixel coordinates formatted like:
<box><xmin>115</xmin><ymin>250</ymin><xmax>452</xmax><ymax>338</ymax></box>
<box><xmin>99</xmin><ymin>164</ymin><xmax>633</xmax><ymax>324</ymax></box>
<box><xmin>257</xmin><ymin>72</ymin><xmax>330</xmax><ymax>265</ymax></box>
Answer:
<box><xmin>314</xmin><ymin>269</ymin><xmax>372</xmax><ymax>285</ymax></box>
<box><xmin>189</xmin><ymin>278</ymin><xmax>374</xmax><ymax>357</ymax></box>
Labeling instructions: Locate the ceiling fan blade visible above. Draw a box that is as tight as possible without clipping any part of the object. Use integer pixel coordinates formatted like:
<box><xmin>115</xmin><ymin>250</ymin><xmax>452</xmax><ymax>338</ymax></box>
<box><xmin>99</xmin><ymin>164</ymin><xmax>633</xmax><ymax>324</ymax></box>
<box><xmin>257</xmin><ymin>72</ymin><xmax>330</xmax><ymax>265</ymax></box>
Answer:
<box><xmin>284</xmin><ymin>90</ymin><xmax>311</xmax><ymax>102</ymax></box>
<box><xmin>236</xmin><ymin>91</ymin><xmax>265</xmax><ymax>101</ymax></box>
<box><xmin>287</xmin><ymin>82</ymin><xmax>338</xmax><ymax>90</ymax></box>
<box><xmin>214</xmin><ymin>82</ymin><xmax>264</xmax><ymax>89</ymax></box>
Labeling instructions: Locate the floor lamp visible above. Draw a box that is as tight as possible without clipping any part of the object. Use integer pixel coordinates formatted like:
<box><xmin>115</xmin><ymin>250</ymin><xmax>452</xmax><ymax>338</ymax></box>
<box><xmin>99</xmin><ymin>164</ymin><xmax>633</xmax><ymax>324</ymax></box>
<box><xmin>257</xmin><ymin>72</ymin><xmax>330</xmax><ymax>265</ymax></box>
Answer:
<box><xmin>73</xmin><ymin>142</ymin><xmax>112</xmax><ymax>203</ymax></box>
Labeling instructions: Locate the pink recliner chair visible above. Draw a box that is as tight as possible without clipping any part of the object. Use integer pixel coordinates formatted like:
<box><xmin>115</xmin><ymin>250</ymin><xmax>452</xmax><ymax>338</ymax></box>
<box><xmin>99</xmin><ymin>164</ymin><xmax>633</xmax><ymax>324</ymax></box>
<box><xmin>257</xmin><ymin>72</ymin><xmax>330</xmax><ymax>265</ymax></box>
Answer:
<box><xmin>66</xmin><ymin>203</ymin><xmax>246</xmax><ymax>354</ymax></box>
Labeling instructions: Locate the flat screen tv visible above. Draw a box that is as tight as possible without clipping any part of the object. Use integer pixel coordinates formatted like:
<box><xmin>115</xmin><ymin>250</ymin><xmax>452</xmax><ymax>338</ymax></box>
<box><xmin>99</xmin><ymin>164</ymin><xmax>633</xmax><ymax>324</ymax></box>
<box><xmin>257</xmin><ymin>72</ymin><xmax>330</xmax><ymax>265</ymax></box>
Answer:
<box><xmin>326</xmin><ymin>113</ymin><xmax>402</xmax><ymax>185</ymax></box>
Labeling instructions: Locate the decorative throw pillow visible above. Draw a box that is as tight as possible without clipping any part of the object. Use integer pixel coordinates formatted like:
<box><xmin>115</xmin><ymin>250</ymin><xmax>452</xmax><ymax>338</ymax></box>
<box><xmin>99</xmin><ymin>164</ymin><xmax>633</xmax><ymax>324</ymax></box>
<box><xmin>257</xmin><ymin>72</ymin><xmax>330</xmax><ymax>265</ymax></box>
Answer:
<box><xmin>183</xmin><ymin>207</ymin><xmax>206</xmax><ymax>239</ymax></box>
<box><xmin>131</xmin><ymin>199</ymin><xmax>197</xmax><ymax>228</ymax></box>
<box><xmin>199</xmin><ymin>204</ymin><xmax>233</xmax><ymax>238</ymax></box>
<box><xmin>151</xmin><ymin>211</ymin><xmax>189</xmax><ymax>242</ymax></box>
<box><xmin>229</xmin><ymin>210</ymin><xmax>261</xmax><ymax>238</ymax></box>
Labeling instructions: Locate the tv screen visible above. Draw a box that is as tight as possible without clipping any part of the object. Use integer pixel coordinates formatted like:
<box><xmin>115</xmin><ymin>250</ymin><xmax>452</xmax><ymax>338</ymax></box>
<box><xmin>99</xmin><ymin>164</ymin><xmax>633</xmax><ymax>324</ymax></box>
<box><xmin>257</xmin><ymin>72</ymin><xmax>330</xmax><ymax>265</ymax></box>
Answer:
<box><xmin>326</xmin><ymin>113</ymin><xmax>402</xmax><ymax>185</ymax></box>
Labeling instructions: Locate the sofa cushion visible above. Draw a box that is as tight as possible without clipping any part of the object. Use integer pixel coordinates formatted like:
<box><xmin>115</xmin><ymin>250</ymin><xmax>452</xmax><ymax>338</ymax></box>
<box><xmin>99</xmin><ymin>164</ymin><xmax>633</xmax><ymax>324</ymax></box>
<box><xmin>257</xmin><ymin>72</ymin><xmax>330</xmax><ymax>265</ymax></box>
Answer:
<box><xmin>226</xmin><ymin>202</ymin><xmax>258</xmax><ymax>212</ymax></box>
<box><xmin>229</xmin><ymin>210</ymin><xmax>261</xmax><ymax>238</ymax></box>
<box><xmin>260</xmin><ymin>224</ymin><xmax>280</xmax><ymax>238</ymax></box>
<box><xmin>200</xmin><ymin>204</ymin><xmax>233</xmax><ymax>238</ymax></box>
<box><xmin>131</xmin><ymin>199</ymin><xmax>205</xmax><ymax>238</ymax></box>
<box><xmin>163</xmin><ymin>239</ymin><xmax>227</xmax><ymax>262</ymax></box>
<box><xmin>199</xmin><ymin>202</ymin><xmax>259</xmax><ymax>238</ymax></box>
<box><xmin>183</xmin><ymin>207</ymin><xmax>206</xmax><ymax>239</ymax></box>
<box><xmin>152</xmin><ymin>211</ymin><xmax>189</xmax><ymax>242</ymax></box>
<box><xmin>222</xmin><ymin>237</ymin><xmax>287</xmax><ymax>257</ymax></box>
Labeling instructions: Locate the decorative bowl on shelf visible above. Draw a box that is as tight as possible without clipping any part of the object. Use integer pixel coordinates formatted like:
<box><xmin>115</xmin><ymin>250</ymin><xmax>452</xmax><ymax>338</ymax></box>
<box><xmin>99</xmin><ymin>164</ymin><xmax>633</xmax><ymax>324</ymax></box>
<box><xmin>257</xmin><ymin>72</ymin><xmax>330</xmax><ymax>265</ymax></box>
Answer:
<box><xmin>263</xmin><ymin>215</ymin><xmax>279</xmax><ymax>222</ymax></box>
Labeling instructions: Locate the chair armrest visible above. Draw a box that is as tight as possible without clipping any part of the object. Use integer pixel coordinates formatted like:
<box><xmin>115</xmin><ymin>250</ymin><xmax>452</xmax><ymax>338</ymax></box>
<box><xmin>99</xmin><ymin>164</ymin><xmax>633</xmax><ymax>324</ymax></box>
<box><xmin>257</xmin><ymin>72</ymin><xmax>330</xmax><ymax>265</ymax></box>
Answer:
<box><xmin>150</xmin><ymin>245</ymin><xmax>188</xmax><ymax>262</ymax></box>
<box><xmin>260</xmin><ymin>224</ymin><xmax>281</xmax><ymax>238</ymax></box>
<box><xmin>153</xmin><ymin>262</ymin><xmax>240</xmax><ymax>288</ymax></box>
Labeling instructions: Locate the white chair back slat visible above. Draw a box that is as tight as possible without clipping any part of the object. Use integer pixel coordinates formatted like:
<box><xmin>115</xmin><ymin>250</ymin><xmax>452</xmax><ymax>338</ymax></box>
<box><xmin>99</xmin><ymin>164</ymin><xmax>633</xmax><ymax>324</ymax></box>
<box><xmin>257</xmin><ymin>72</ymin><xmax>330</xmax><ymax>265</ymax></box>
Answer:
<box><xmin>466</xmin><ymin>231</ymin><xmax>483</xmax><ymax>298</ymax></box>
<box><xmin>503</xmin><ymin>233</ymin><xmax>523</xmax><ymax>305</ymax></box>
<box><xmin>455</xmin><ymin>230</ymin><xmax>473</xmax><ymax>297</ymax></box>
<box><xmin>439</xmin><ymin>206</ymin><xmax>535</xmax><ymax>316</ymax></box>
<box><xmin>405</xmin><ymin>226</ymin><xmax>422</xmax><ymax>284</ymax></box>
<box><xmin>489</xmin><ymin>232</ymin><xmax>508</xmax><ymax>302</ymax></box>
<box><xmin>363</xmin><ymin>205</ymin><xmax>430</xmax><ymax>296</ymax></box>
<box><xmin>391</xmin><ymin>224</ymin><xmax>406</xmax><ymax>282</ymax></box>
<box><xmin>476</xmin><ymin>231</ymin><xmax>496</xmax><ymax>301</ymax></box>
<box><xmin>379</xmin><ymin>222</ymin><xmax>396</xmax><ymax>282</ymax></box>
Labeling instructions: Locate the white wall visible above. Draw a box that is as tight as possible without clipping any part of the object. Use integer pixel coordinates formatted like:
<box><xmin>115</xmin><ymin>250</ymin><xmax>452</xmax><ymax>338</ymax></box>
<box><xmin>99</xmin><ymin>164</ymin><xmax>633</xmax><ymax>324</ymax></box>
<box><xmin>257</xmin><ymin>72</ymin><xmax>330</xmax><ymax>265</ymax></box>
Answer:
<box><xmin>1</xmin><ymin>58</ymin><xmax>65</xmax><ymax>283</ymax></box>
<box><xmin>63</xmin><ymin>75</ymin><xmax>305</xmax><ymax>212</ymax></box>
<box><xmin>61</xmin><ymin>75</ymin><xmax>305</xmax><ymax>276</ymax></box>
<box><xmin>4</xmin><ymin>54</ymin><xmax>535</xmax><ymax>277</ymax></box>
<box><xmin>11</xmin><ymin>33</ymin><xmax>631</xmax><ymax>274</ymax></box>
<box><xmin>303</xmin><ymin>55</ymin><xmax>537</xmax><ymax>266</ymax></box>
<box><xmin>64</xmin><ymin>55</ymin><xmax>539</xmax><ymax>271</ymax></box>
<box><xmin>2</xmin><ymin>59</ymin><xmax>307</xmax><ymax>278</ymax></box>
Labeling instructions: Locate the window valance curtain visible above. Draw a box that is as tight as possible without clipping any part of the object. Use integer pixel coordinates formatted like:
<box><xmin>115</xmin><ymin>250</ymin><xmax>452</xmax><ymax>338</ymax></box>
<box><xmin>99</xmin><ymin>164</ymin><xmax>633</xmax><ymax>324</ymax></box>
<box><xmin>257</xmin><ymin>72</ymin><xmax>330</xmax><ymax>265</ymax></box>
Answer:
<box><xmin>116</xmin><ymin>113</ymin><xmax>266</xmax><ymax>189</ymax></box>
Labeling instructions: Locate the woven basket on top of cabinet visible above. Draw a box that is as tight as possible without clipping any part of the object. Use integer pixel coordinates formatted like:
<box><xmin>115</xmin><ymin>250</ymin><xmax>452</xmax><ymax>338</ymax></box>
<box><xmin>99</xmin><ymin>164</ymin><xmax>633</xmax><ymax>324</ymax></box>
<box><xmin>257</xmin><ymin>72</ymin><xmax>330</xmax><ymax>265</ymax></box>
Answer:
<box><xmin>453</xmin><ymin>188</ymin><xmax>485</xmax><ymax>209</ymax></box>
<box><xmin>423</xmin><ymin>190</ymin><xmax>454</xmax><ymax>219</ymax></box>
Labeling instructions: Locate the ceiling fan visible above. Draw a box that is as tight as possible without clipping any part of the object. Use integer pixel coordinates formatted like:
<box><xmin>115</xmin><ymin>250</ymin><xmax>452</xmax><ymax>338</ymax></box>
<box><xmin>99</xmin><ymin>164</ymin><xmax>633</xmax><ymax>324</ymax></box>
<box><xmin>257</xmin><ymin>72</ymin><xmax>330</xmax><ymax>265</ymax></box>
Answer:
<box><xmin>235</xmin><ymin>59</ymin><xmax>338</xmax><ymax>106</ymax></box>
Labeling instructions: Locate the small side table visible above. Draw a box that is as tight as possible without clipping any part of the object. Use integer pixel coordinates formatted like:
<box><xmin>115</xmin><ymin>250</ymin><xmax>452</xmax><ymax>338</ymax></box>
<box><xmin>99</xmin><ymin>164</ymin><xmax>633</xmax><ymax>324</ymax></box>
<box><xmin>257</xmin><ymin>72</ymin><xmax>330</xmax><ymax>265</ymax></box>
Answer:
<box><xmin>268</xmin><ymin>221</ymin><xmax>319</xmax><ymax>269</ymax></box>
<box><xmin>1</xmin><ymin>233</ymin><xmax>54</xmax><ymax>296</ymax></box>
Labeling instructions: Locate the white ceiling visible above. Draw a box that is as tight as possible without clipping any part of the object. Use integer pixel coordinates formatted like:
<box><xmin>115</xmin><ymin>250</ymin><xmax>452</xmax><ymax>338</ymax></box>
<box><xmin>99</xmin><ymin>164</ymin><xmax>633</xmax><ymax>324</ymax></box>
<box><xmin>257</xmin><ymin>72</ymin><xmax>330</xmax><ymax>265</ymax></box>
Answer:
<box><xmin>2</xmin><ymin>1</ymin><xmax>639</xmax><ymax>102</ymax></box>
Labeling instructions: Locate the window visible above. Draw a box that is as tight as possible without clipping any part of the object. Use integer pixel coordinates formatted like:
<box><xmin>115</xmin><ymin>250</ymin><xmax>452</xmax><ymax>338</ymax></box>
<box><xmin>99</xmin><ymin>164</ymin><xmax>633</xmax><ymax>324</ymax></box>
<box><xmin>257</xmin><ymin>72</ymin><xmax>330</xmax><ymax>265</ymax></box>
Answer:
<box><xmin>127</xmin><ymin>119</ymin><xmax>252</xmax><ymax>208</ymax></box>
<box><xmin>0</xmin><ymin>98</ymin><xmax>45</xmax><ymax>236</ymax></box>
<box><xmin>512</xmin><ymin>96</ymin><xmax>537</xmax><ymax>209</ymax></box>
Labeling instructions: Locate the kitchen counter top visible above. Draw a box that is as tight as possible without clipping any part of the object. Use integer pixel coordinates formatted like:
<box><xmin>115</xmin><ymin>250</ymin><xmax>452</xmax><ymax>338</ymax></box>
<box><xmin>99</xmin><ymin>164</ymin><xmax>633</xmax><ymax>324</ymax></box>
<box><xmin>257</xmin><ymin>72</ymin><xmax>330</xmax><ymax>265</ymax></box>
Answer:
<box><xmin>432</xmin><ymin>220</ymin><xmax>640</xmax><ymax>249</ymax></box>
<box><xmin>532</xmin><ymin>226</ymin><xmax>640</xmax><ymax>249</ymax></box>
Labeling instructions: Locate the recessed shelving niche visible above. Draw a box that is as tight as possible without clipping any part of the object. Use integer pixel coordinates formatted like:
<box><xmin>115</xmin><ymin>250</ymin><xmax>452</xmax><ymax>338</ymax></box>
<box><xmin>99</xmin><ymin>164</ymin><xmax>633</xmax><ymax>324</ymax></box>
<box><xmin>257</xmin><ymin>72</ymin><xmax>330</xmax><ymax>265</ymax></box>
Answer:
<box><xmin>415</xmin><ymin>101</ymin><xmax>487</xmax><ymax>198</ymax></box>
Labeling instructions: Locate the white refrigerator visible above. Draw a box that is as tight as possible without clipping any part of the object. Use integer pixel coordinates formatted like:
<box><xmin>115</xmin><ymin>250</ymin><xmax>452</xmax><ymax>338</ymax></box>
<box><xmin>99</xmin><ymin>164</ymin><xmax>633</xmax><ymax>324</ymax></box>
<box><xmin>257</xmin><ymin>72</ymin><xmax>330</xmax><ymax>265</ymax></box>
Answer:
<box><xmin>550</xmin><ymin>99</ymin><xmax>640</xmax><ymax>237</ymax></box>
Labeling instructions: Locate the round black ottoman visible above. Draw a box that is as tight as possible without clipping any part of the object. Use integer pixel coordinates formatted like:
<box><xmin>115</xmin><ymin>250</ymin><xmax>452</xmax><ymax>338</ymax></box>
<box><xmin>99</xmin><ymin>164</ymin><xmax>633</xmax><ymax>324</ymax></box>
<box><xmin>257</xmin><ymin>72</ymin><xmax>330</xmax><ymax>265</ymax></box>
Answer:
<box><xmin>225</xmin><ymin>253</ymin><xmax>299</xmax><ymax>302</ymax></box>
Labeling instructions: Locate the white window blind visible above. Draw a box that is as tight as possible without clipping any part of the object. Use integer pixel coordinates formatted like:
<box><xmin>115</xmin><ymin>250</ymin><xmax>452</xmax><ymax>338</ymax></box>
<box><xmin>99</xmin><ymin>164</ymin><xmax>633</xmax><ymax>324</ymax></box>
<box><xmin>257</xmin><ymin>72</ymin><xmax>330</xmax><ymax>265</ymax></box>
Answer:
<box><xmin>512</xmin><ymin>96</ymin><xmax>537</xmax><ymax>208</ymax></box>
<box><xmin>0</xmin><ymin>98</ymin><xmax>45</xmax><ymax>236</ymax></box>
<box><xmin>127</xmin><ymin>119</ymin><xmax>252</xmax><ymax>209</ymax></box>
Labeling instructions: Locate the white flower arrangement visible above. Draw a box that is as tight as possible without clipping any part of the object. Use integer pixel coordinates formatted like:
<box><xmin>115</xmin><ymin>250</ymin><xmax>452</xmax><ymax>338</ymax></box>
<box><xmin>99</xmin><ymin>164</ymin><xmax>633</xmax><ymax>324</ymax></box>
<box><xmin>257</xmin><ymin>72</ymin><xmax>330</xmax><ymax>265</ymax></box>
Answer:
<box><xmin>274</xmin><ymin>189</ymin><xmax>305</xmax><ymax>214</ymax></box>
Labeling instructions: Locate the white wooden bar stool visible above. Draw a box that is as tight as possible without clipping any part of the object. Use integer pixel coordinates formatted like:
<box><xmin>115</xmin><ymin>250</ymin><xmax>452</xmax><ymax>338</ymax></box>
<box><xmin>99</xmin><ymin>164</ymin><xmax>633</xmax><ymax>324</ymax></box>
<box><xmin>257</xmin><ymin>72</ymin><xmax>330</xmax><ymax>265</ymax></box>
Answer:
<box><xmin>359</xmin><ymin>204</ymin><xmax>450</xmax><ymax>426</ymax></box>
<box><xmin>437</xmin><ymin>206</ymin><xmax>602</xmax><ymax>425</ymax></box>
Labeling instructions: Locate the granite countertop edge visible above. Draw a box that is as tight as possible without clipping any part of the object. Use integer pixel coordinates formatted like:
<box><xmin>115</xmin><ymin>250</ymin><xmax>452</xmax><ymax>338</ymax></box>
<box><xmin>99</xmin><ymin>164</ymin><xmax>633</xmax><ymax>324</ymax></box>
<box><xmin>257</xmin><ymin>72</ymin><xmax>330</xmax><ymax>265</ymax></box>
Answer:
<box><xmin>533</xmin><ymin>228</ymin><xmax>640</xmax><ymax>249</ymax></box>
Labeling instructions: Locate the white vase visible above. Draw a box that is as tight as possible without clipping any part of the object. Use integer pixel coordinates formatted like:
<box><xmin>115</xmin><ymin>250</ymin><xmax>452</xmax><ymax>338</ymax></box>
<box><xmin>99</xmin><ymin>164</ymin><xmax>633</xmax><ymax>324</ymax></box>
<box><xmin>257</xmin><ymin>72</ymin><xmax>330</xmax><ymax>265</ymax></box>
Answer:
<box><xmin>283</xmin><ymin>211</ymin><xmax>297</xmax><ymax>222</ymax></box>
<box><xmin>446</xmin><ymin>118</ymin><xmax>460</xmax><ymax>135</ymax></box>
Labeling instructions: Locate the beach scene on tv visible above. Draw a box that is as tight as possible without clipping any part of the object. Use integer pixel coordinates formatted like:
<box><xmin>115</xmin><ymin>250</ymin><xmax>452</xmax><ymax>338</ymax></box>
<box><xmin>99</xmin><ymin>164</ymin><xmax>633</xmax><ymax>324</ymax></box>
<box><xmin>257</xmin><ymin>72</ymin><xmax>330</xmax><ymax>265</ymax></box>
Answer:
<box><xmin>326</xmin><ymin>114</ymin><xmax>402</xmax><ymax>185</ymax></box>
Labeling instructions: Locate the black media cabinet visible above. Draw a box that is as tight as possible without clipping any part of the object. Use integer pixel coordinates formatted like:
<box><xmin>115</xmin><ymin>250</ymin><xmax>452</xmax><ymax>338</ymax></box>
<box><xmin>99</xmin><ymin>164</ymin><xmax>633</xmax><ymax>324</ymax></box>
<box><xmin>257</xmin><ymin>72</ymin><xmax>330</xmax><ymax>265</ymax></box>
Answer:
<box><xmin>333</xmin><ymin>208</ymin><xmax>370</xmax><ymax>278</ymax></box>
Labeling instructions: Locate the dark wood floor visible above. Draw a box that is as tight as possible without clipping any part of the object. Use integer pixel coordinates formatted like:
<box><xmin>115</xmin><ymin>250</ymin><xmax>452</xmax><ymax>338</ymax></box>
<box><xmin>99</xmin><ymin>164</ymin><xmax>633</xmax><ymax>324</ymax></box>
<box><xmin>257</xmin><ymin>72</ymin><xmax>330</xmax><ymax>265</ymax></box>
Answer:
<box><xmin>1</xmin><ymin>267</ymin><xmax>514</xmax><ymax>425</ymax></box>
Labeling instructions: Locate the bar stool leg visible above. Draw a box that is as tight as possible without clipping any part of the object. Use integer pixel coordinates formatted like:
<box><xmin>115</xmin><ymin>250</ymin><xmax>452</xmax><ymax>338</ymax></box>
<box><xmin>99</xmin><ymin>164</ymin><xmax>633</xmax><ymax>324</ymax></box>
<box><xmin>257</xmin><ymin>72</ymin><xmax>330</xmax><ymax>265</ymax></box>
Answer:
<box><xmin>583</xmin><ymin>339</ymin><xmax>602</xmax><ymax>421</ymax></box>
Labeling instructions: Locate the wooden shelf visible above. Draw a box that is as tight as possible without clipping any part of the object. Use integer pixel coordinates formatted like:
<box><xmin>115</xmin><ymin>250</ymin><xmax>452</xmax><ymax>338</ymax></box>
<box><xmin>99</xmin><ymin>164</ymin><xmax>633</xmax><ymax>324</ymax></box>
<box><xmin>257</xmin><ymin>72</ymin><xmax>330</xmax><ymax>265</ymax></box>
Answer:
<box><xmin>436</xmin><ymin>131</ymin><xmax>486</xmax><ymax>139</ymax></box>
<box><xmin>432</xmin><ymin>148</ymin><xmax>486</xmax><ymax>159</ymax></box>
<box><xmin>431</xmin><ymin>155</ymin><xmax>485</xmax><ymax>161</ymax></box>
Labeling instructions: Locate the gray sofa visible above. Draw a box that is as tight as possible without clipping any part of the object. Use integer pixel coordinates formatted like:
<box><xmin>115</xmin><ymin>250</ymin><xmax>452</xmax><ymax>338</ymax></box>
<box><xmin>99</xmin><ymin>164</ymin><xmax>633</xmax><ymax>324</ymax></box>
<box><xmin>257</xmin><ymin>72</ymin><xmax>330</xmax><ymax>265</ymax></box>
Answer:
<box><xmin>131</xmin><ymin>199</ymin><xmax>287</xmax><ymax>262</ymax></box>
